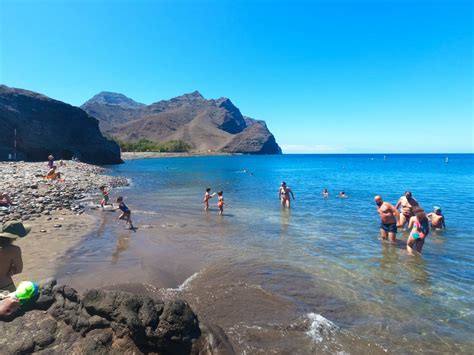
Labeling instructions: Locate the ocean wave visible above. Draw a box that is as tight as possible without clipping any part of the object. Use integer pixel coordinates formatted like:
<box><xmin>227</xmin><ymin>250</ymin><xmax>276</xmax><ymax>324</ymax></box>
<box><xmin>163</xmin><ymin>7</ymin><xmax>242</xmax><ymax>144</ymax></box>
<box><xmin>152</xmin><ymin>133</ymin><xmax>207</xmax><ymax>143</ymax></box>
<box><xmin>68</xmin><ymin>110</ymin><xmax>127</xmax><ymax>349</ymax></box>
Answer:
<box><xmin>305</xmin><ymin>312</ymin><xmax>339</xmax><ymax>343</ymax></box>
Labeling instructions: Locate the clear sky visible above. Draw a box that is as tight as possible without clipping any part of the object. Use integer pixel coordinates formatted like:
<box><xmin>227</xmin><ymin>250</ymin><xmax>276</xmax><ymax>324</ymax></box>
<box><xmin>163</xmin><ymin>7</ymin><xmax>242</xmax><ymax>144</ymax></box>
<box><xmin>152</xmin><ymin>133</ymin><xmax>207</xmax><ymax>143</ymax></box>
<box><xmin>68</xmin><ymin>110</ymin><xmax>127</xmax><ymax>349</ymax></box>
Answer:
<box><xmin>1</xmin><ymin>0</ymin><xmax>472</xmax><ymax>153</ymax></box>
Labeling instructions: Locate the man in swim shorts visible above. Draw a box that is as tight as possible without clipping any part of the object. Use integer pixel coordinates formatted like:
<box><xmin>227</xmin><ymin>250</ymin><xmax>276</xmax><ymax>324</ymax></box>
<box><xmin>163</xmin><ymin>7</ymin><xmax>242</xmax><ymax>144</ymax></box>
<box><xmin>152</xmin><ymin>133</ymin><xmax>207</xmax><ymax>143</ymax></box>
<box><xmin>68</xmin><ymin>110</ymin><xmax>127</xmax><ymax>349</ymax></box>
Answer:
<box><xmin>374</xmin><ymin>195</ymin><xmax>399</xmax><ymax>242</ymax></box>
<box><xmin>395</xmin><ymin>191</ymin><xmax>419</xmax><ymax>229</ymax></box>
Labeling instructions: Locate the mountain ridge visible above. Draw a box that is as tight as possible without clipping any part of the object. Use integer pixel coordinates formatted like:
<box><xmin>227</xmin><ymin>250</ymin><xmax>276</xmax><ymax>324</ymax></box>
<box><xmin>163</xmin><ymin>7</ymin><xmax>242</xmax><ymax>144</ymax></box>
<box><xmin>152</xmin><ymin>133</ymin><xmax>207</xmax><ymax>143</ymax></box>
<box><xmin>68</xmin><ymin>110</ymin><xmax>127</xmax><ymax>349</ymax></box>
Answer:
<box><xmin>81</xmin><ymin>91</ymin><xmax>282</xmax><ymax>155</ymax></box>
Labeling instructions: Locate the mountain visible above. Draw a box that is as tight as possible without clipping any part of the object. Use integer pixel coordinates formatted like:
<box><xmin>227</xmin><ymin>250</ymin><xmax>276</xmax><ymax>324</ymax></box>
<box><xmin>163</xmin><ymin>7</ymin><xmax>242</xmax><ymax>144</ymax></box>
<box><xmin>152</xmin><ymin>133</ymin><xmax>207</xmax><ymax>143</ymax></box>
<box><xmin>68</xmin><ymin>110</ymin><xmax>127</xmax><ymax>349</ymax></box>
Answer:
<box><xmin>81</xmin><ymin>91</ymin><xmax>282</xmax><ymax>154</ymax></box>
<box><xmin>0</xmin><ymin>85</ymin><xmax>122</xmax><ymax>164</ymax></box>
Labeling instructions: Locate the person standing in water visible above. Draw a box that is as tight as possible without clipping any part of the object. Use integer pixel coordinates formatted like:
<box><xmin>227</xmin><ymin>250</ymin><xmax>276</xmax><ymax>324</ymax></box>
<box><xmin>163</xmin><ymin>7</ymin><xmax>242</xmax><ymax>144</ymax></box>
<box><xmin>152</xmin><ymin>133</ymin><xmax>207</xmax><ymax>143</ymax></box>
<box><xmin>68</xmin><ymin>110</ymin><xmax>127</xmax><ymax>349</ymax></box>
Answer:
<box><xmin>427</xmin><ymin>206</ymin><xmax>446</xmax><ymax>229</ymax></box>
<box><xmin>203</xmin><ymin>188</ymin><xmax>216</xmax><ymax>211</ymax></box>
<box><xmin>339</xmin><ymin>191</ymin><xmax>348</xmax><ymax>199</ymax></box>
<box><xmin>217</xmin><ymin>191</ymin><xmax>225</xmax><ymax>215</ymax></box>
<box><xmin>279</xmin><ymin>182</ymin><xmax>295</xmax><ymax>208</ymax></box>
<box><xmin>407</xmin><ymin>211</ymin><xmax>430</xmax><ymax>254</ymax></box>
<box><xmin>322</xmin><ymin>189</ymin><xmax>329</xmax><ymax>198</ymax></box>
<box><xmin>374</xmin><ymin>195</ymin><xmax>399</xmax><ymax>243</ymax></box>
<box><xmin>395</xmin><ymin>191</ymin><xmax>419</xmax><ymax>229</ymax></box>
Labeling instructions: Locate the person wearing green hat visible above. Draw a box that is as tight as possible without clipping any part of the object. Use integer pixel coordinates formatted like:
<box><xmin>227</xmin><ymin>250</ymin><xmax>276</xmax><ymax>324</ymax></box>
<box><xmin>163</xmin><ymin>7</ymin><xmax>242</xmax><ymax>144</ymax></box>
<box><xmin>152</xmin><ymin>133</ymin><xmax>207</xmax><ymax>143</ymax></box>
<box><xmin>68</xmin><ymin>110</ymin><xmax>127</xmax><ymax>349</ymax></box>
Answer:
<box><xmin>0</xmin><ymin>220</ymin><xmax>31</xmax><ymax>292</ymax></box>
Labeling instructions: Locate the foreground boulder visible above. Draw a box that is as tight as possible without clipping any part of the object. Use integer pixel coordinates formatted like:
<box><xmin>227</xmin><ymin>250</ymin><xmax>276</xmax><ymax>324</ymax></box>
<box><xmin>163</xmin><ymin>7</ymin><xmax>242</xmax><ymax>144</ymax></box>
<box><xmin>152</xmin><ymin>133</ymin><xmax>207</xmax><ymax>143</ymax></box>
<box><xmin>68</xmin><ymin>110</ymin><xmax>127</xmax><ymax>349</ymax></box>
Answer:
<box><xmin>0</xmin><ymin>279</ymin><xmax>201</xmax><ymax>354</ymax></box>
<box><xmin>0</xmin><ymin>85</ymin><xmax>122</xmax><ymax>165</ymax></box>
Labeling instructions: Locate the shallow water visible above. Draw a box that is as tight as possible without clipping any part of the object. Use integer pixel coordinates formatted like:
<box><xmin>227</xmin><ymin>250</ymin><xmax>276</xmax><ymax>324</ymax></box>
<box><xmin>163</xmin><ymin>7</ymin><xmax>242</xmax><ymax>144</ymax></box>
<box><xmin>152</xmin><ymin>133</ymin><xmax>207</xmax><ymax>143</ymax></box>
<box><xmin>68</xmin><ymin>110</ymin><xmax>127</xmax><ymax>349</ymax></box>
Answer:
<box><xmin>59</xmin><ymin>154</ymin><xmax>474</xmax><ymax>353</ymax></box>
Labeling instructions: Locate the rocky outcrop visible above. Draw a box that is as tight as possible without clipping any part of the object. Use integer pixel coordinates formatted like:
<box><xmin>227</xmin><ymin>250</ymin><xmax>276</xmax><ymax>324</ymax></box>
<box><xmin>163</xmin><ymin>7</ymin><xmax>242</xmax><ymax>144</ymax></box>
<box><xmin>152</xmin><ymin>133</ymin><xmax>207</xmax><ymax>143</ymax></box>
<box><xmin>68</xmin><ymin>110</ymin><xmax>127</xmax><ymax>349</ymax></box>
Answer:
<box><xmin>0</xmin><ymin>85</ymin><xmax>122</xmax><ymax>164</ymax></box>
<box><xmin>0</xmin><ymin>279</ymin><xmax>202</xmax><ymax>354</ymax></box>
<box><xmin>81</xmin><ymin>91</ymin><xmax>282</xmax><ymax>155</ymax></box>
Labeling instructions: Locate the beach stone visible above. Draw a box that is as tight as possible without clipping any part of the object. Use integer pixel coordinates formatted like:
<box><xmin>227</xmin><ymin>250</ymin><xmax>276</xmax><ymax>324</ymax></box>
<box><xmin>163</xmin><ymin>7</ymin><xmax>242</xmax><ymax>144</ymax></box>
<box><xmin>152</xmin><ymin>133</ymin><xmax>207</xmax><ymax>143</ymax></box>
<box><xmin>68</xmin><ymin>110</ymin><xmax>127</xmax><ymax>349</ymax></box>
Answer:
<box><xmin>53</xmin><ymin>224</ymin><xmax>62</xmax><ymax>228</ymax></box>
<box><xmin>0</xmin><ymin>280</ymin><xmax>202</xmax><ymax>354</ymax></box>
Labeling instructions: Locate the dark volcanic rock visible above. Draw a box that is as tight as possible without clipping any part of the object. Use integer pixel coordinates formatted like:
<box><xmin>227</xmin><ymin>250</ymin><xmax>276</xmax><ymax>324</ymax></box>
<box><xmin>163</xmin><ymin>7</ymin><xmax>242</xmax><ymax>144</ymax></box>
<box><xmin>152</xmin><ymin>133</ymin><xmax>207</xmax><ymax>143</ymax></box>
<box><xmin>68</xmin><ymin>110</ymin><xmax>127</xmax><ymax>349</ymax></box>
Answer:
<box><xmin>0</xmin><ymin>279</ymin><xmax>201</xmax><ymax>354</ymax></box>
<box><xmin>81</xmin><ymin>91</ymin><xmax>282</xmax><ymax>155</ymax></box>
<box><xmin>0</xmin><ymin>85</ymin><xmax>122</xmax><ymax>164</ymax></box>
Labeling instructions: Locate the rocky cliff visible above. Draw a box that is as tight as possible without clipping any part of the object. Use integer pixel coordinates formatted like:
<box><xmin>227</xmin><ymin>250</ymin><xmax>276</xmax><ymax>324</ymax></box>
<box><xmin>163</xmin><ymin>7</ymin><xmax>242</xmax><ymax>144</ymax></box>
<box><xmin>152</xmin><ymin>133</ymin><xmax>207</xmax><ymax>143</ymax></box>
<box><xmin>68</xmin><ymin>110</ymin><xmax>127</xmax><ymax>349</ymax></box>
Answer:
<box><xmin>0</xmin><ymin>278</ymin><xmax>233</xmax><ymax>354</ymax></box>
<box><xmin>82</xmin><ymin>91</ymin><xmax>282</xmax><ymax>155</ymax></box>
<box><xmin>0</xmin><ymin>85</ymin><xmax>122</xmax><ymax>164</ymax></box>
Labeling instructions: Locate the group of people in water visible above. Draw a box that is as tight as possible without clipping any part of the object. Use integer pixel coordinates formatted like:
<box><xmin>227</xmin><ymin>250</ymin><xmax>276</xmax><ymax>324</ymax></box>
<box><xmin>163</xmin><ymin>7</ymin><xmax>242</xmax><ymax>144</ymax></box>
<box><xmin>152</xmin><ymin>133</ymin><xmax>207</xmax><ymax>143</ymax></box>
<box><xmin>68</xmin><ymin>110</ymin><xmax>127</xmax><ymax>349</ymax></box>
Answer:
<box><xmin>375</xmin><ymin>191</ymin><xmax>445</xmax><ymax>254</ymax></box>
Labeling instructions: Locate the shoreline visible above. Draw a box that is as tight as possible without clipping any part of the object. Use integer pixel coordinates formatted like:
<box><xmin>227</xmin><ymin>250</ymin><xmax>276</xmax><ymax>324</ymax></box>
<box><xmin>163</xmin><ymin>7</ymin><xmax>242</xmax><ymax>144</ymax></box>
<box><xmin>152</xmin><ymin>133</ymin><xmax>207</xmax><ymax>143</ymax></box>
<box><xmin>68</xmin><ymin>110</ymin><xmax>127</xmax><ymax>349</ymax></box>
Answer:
<box><xmin>1</xmin><ymin>160</ymin><xmax>129</xmax><ymax>285</ymax></box>
<box><xmin>121</xmin><ymin>151</ymin><xmax>240</xmax><ymax>160</ymax></box>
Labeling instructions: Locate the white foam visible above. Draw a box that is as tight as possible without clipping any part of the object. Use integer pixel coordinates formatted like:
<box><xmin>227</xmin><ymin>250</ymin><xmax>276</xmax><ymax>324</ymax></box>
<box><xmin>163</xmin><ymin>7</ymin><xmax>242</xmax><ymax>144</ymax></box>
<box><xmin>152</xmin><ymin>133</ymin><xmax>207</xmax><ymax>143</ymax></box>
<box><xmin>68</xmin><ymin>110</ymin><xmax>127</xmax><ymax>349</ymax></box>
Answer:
<box><xmin>176</xmin><ymin>271</ymin><xmax>200</xmax><ymax>291</ymax></box>
<box><xmin>306</xmin><ymin>313</ymin><xmax>338</xmax><ymax>343</ymax></box>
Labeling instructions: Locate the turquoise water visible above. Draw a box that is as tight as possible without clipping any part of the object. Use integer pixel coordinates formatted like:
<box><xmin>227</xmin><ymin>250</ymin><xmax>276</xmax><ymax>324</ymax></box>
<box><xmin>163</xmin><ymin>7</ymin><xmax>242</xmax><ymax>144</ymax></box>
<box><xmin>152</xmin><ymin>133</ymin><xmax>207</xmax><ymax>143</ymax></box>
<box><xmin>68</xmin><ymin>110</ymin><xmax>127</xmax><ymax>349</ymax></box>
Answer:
<box><xmin>64</xmin><ymin>154</ymin><xmax>474</xmax><ymax>353</ymax></box>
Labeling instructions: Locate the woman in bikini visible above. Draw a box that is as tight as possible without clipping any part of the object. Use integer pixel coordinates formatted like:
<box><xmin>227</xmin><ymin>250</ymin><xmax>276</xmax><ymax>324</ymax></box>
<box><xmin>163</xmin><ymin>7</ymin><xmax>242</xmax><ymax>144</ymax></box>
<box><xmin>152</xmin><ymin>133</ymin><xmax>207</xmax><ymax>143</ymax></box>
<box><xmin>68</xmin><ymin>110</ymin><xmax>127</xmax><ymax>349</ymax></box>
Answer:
<box><xmin>407</xmin><ymin>211</ymin><xmax>430</xmax><ymax>254</ymax></box>
<box><xmin>395</xmin><ymin>191</ymin><xmax>419</xmax><ymax>229</ymax></box>
<box><xmin>279</xmin><ymin>182</ymin><xmax>294</xmax><ymax>208</ymax></box>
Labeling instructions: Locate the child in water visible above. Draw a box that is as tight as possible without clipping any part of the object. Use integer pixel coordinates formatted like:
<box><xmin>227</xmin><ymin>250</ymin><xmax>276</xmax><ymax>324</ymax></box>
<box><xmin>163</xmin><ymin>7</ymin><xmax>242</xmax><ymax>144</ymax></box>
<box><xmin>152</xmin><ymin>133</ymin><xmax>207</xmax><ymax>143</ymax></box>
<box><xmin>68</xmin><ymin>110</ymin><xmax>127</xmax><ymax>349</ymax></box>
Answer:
<box><xmin>203</xmin><ymin>188</ymin><xmax>216</xmax><ymax>211</ymax></box>
<box><xmin>217</xmin><ymin>191</ymin><xmax>225</xmax><ymax>215</ymax></box>
<box><xmin>99</xmin><ymin>186</ymin><xmax>113</xmax><ymax>209</ymax></box>
<box><xmin>116</xmin><ymin>196</ymin><xmax>134</xmax><ymax>229</ymax></box>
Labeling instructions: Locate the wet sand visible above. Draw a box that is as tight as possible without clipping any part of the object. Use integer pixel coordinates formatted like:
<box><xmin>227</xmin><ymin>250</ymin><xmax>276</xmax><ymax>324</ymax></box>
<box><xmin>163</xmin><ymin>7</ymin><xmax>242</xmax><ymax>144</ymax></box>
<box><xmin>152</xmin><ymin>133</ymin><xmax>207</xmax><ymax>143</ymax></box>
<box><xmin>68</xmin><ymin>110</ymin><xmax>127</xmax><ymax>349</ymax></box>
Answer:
<box><xmin>12</xmin><ymin>210</ymin><xmax>97</xmax><ymax>284</ymax></box>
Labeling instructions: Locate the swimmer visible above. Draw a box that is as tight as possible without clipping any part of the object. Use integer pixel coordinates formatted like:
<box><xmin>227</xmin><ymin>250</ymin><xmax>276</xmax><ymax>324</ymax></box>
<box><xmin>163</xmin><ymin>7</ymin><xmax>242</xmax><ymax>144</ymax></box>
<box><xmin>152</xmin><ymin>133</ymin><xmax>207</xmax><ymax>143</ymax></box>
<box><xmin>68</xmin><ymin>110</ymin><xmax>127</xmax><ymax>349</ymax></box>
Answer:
<box><xmin>217</xmin><ymin>191</ymin><xmax>225</xmax><ymax>215</ymax></box>
<box><xmin>116</xmin><ymin>196</ymin><xmax>134</xmax><ymax>229</ymax></box>
<box><xmin>374</xmin><ymin>195</ymin><xmax>399</xmax><ymax>242</ymax></box>
<box><xmin>203</xmin><ymin>188</ymin><xmax>216</xmax><ymax>211</ymax></box>
<box><xmin>427</xmin><ymin>206</ymin><xmax>446</xmax><ymax>229</ymax></box>
<box><xmin>395</xmin><ymin>191</ymin><xmax>419</xmax><ymax>229</ymax></box>
<box><xmin>322</xmin><ymin>189</ymin><xmax>329</xmax><ymax>198</ymax></box>
<box><xmin>279</xmin><ymin>182</ymin><xmax>294</xmax><ymax>208</ymax></box>
<box><xmin>339</xmin><ymin>191</ymin><xmax>348</xmax><ymax>199</ymax></box>
<box><xmin>99</xmin><ymin>186</ymin><xmax>113</xmax><ymax>209</ymax></box>
<box><xmin>407</xmin><ymin>211</ymin><xmax>430</xmax><ymax>254</ymax></box>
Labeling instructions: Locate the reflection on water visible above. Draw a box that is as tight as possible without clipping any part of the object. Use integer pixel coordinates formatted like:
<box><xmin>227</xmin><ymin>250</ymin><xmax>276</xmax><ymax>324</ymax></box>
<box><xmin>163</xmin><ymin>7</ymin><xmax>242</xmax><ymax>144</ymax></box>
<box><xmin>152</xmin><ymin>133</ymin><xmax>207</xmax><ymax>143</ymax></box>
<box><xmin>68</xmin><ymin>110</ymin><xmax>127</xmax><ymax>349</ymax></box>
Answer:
<box><xmin>111</xmin><ymin>233</ymin><xmax>131</xmax><ymax>264</ymax></box>
<box><xmin>58</xmin><ymin>154</ymin><xmax>474</xmax><ymax>353</ymax></box>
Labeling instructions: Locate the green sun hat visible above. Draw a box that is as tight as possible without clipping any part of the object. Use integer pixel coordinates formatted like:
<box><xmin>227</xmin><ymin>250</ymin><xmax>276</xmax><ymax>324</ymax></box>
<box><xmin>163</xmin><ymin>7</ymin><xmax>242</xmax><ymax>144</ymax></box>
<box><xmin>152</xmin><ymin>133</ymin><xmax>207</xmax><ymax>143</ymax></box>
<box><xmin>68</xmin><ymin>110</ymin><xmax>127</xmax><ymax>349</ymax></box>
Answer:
<box><xmin>0</xmin><ymin>220</ymin><xmax>32</xmax><ymax>239</ymax></box>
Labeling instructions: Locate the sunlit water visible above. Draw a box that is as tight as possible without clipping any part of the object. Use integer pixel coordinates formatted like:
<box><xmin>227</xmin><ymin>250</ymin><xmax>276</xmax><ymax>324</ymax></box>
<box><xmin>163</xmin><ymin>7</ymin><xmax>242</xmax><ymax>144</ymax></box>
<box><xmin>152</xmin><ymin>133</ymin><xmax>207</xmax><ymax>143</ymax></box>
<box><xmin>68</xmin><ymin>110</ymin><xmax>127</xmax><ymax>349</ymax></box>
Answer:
<box><xmin>59</xmin><ymin>154</ymin><xmax>474</xmax><ymax>353</ymax></box>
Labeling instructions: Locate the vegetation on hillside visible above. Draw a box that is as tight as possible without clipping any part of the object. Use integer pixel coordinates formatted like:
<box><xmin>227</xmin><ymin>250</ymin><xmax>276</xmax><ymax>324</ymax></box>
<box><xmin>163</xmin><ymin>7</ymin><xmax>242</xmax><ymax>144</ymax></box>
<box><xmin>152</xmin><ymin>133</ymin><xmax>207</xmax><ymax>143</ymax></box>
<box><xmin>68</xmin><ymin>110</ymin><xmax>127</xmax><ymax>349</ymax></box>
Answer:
<box><xmin>108</xmin><ymin>137</ymin><xmax>191</xmax><ymax>152</ymax></box>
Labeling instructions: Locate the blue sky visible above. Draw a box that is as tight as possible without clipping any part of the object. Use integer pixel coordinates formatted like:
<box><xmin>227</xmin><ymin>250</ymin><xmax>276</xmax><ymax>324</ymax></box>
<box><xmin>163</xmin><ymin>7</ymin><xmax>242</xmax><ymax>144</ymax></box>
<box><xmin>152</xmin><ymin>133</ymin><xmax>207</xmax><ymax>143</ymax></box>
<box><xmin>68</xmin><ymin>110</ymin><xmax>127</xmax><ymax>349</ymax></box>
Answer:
<box><xmin>1</xmin><ymin>0</ymin><xmax>472</xmax><ymax>153</ymax></box>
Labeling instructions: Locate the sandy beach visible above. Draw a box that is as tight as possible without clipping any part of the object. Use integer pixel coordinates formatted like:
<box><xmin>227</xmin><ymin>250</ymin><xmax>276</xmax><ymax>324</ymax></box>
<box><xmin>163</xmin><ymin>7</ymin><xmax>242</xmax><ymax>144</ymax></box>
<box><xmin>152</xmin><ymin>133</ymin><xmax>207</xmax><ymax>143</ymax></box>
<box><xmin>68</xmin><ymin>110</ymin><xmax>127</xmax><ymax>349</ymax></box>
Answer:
<box><xmin>12</xmin><ymin>210</ymin><xmax>97</xmax><ymax>283</ymax></box>
<box><xmin>1</xmin><ymin>160</ymin><xmax>129</xmax><ymax>286</ymax></box>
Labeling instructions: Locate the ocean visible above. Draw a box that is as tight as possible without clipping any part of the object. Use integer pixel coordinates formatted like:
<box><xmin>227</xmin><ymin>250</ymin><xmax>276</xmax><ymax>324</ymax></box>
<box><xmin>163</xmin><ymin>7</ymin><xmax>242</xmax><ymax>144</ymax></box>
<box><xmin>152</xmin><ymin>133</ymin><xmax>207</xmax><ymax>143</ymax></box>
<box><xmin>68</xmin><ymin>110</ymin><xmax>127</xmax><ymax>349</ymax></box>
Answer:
<box><xmin>59</xmin><ymin>154</ymin><xmax>474</xmax><ymax>353</ymax></box>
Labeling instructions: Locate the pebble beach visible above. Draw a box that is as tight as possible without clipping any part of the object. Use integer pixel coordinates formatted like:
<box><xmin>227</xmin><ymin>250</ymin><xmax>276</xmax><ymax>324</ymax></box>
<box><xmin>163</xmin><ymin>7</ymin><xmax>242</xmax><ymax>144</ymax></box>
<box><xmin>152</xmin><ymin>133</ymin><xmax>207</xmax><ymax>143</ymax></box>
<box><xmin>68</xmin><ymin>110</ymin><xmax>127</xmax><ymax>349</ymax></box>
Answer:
<box><xmin>0</xmin><ymin>161</ymin><xmax>129</xmax><ymax>224</ymax></box>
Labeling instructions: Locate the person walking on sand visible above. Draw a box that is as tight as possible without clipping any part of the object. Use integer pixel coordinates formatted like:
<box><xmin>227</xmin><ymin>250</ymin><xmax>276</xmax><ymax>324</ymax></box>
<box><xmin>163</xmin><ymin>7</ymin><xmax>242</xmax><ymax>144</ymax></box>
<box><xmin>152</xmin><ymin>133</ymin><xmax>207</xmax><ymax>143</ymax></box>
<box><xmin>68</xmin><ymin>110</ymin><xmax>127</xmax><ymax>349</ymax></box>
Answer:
<box><xmin>203</xmin><ymin>188</ymin><xmax>216</xmax><ymax>211</ymax></box>
<box><xmin>279</xmin><ymin>182</ymin><xmax>294</xmax><ymax>208</ymax></box>
<box><xmin>0</xmin><ymin>221</ymin><xmax>30</xmax><ymax>292</ymax></box>
<box><xmin>116</xmin><ymin>196</ymin><xmax>135</xmax><ymax>229</ymax></box>
<box><xmin>407</xmin><ymin>210</ymin><xmax>430</xmax><ymax>254</ymax></box>
<box><xmin>395</xmin><ymin>191</ymin><xmax>419</xmax><ymax>229</ymax></box>
<box><xmin>374</xmin><ymin>195</ymin><xmax>400</xmax><ymax>243</ymax></box>
<box><xmin>217</xmin><ymin>191</ymin><xmax>225</xmax><ymax>215</ymax></box>
<box><xmin>427</xmin><ymin>206</ymin><xmax>446</xmax><ymax>229</ymax></box>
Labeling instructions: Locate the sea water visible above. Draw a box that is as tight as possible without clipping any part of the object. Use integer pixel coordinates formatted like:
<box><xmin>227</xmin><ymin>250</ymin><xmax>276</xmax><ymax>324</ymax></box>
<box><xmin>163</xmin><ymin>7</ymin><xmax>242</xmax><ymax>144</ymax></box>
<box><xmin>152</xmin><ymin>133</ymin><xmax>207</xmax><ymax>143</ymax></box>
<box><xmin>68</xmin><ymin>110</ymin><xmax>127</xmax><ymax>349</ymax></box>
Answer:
<box><xmin>60</xmin><ymin>154</ymin><xmax>474</xmax><ymax>353</ymax></box>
